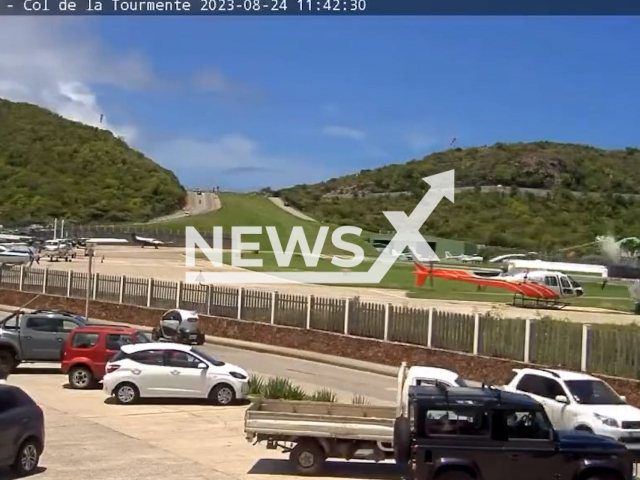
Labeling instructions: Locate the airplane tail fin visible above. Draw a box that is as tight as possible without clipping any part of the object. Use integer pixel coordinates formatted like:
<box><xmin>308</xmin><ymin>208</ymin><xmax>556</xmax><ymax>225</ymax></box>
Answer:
<box><xmin>445</xmin><ymin>251</ymin><xmax>452</xmax><ymax>258</ymax></box>
<box><xmin>412</xmin><ymin>262</ymin><xmax>429</xmax><ymax>287</ymax></box>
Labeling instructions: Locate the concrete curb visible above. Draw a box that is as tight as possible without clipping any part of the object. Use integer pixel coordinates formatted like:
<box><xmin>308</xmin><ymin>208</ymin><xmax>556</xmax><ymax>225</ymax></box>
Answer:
<box><xmin>0</xmin><ymin>304</ymin><xmax>398</xmax><ymax>378</ymax></box>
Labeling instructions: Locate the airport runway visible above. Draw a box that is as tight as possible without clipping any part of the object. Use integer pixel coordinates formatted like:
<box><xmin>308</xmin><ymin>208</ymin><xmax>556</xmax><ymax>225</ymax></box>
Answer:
<box><xmin>34</xmin><ymin>245</ymin><xmax>637</xmax><ymax>324</ymax></box>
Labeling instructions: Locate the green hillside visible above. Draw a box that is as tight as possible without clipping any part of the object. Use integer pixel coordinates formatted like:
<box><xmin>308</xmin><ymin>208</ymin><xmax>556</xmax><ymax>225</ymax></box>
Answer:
<box><xmin>156</xmin><ymin>193</ymin><xmax>376</xmax><ymax>255</ymax></box>
<box><xmin>0</xmin><ymin>98</ymin><xmax>185</xmax><ymax>223</ymax></box>
<box><xmin>279</xmin><ymin>142</ymin><xmax>640</xmax><ymax>251</ymax></box>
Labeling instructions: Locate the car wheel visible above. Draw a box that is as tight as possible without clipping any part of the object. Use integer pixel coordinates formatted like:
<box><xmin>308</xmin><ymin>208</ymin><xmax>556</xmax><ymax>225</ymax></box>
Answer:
<box><xmin>575</xmin><ymin>426</ymin><xmax>594</xmax><ymax>434</ymax></box>
<box><xmin>0</xmin><ymin>349</ymin><xmax>16</xmax><ymax>377</ymax></box>
<box><xmin>209</xmin><ymin>383</ymin><xmax>236</xmax><ymax>406</ymax></box>
<box><xmin>114</xmin><ymin>383</ymin><xmax>139</xmax><ymax>405</ymax></box>
<box><xmin>393</xmin><ymin>416</ymin><xmax>411</xmax><ymax>465</ymax></box>
<box><xmin>289</xmin><ymin>440</ymin><xmax>325</xmax><ymax>475</ymax></box>
<box><xmin>12</xmin><ymin>438</ymin><xmax>40</xmax><ymax>476</ymax></box>
<box><xmin>69</xmin><ymin>366</ymin><xmax>94</xmax><ymax>389</ymax></box>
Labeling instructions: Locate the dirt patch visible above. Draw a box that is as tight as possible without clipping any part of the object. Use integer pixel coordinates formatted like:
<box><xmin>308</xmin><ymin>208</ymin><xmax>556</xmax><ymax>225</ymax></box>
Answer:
<box><xmin>2</xmin><ymin>289</ymin><xmax>640</xmax><ymax>407</ymax></box>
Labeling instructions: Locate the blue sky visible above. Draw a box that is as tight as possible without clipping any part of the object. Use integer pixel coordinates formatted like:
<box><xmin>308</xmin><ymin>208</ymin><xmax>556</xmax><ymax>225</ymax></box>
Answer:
<box><xmin>2</xmin><ymin>17</ymin><xmax>639</xmax><ymax>191</ymax></box>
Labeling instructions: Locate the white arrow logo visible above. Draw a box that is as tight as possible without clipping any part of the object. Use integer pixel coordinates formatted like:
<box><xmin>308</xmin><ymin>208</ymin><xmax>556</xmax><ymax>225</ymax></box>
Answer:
<box><xmin>185</xmin><ymin>170</ymin><xmax>455</xmax><ymax>284</ymax></box>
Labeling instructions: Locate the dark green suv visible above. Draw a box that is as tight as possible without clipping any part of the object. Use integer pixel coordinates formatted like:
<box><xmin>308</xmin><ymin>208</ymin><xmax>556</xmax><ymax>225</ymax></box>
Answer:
<box><xmin>394</xmin><ymin>384</ymin><xmax>634</xmax><ymax>480</ymax></box>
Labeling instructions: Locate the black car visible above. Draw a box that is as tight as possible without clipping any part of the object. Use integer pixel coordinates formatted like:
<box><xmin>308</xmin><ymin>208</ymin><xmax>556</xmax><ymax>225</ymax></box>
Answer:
<box><xmin>0</xmin><ymin>384</ymin><xmax>45</xmax><ymax>477</ymax></box>
<box><xmin>394</xmin><ymin>384</ymin><xmax>634</xmax><ymax>480</ymax></box>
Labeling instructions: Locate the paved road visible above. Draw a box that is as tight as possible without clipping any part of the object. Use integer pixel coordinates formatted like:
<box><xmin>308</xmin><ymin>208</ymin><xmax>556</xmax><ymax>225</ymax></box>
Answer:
<box><xmin>5</xmin><ymin>368</ymin><xmax>402</xmax><ymax>480</ymax></box>
<box><xmin>0</xmin><ymin>308</ymin><xmax>397</xmax><ymax>404</ymax></box>
<box><xmin>146</xmin><ymin>191</ymin><xmax>220</xmax><ymax>223</ymax></box>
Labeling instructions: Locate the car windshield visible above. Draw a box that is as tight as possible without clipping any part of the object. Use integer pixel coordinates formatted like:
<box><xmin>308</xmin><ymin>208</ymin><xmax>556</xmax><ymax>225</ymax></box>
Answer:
<box><xmin>135</xmin><ymin>332</ymin><xmax>150</xmax><ymax>343</ymax></box>
<box><xmin>192</xmin><ymin>348</ymin><xmax>225</xmax><ymax>367</ymax></box>
<box><xmin>564</xmin><ymin>379</ymin><xmax>624</xmax><ymax>405</ymax></box>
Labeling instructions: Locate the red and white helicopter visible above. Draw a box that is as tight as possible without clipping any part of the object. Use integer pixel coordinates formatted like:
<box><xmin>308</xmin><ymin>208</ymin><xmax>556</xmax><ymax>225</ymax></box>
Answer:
<box><xmin>412</xmin><ymin>259</ymin><xmax>587</xmax><ymax>309</ymax></box>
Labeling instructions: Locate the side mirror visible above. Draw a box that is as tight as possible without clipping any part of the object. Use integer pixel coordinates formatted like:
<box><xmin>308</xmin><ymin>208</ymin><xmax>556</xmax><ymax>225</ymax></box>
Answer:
<box><xmin>197</xmin><ymin>362</ymin><xmax>208</xmax><ymax>369</ymax></box>
<box><xmin>554</xmin><ymin>395</ymin><xmax>569</xmax><ymax>404</ymax></box>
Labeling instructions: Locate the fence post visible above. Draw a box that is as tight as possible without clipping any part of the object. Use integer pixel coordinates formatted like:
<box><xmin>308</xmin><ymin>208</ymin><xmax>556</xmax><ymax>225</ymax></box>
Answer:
<box><xmin>19</xmin><ymin>265</ymin><xmax>24</xmax><ymax>291</ymax></box>
<box><xmin>66</xmin><ymin>271</ymin><xmax>72</xmax><ymax>297</ymax></box>
<box><xmin>473</xmin><ymin>313</ymin><xmax>480</xmax><ymax>355</ymax></box>
<box><xmin>92</xmin><ymin>273</ymin><xmax>98</xmax><ymax>300</ymax></box>
<box><xmin>384</xmin><ymin>303</ymin><xmax>390</xmax><ymax>341</ymax></box>
<box><xmin>237</xmin><ymin>288</ymin><xmax>243</xmax><ymax>319</ymax></box>
<box><xmin>344</xmin><ymin>298</ymin><xmax>350</xmax><ymax>335</ymax></box>
<box><xmin>524</xmin><ymin>318</ymin><xmax>533</xmax><ymax>364</ymax></box>
<box><xmin>427</xmin><ymin>307</ymin><xmax>434</xmax><ymax>347</ymax></box>
<box><xmin>306</xmin><ymin>295</ymin><xmax>312</xmax><ymax>329</ymax></box>
<box><xmin>42</xmin><ymin>269</ymin><xmax>48</xmax><ymax>294</ymax></box>
<box><xmin>581</xmin><ymin>324</ymin><xmax>591</xmax><ymax>372</ymax></box>
<box><xmin>146</xmin><ymin>278</ymin><xmax>152</xmax><ymax>307</ymax></box>
<box><xmin>119</xmin><ymin>276</ymin><xmax>125</xmax><ymax>304</ymax></box>
<box><xmin>270</xmin><ymin>291</ymin><xmax>276</xmax><ymax>324</ymax></box>
<box><xmin>176</xmin><ymin>281</ymin><xmax>182</xmax><ymax>309</ymax></box>
<box><xmin>206</xmin><ymin>285</ymin><xmax>212</xmax><ymax>315</ymax></box>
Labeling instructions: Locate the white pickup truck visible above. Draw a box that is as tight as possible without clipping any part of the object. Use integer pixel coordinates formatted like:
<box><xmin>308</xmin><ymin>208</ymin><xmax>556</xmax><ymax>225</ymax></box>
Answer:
<box><xmin>244</xmin><ymin>363</ymin><xmax>468</xmax><ymax>474</ymax></box>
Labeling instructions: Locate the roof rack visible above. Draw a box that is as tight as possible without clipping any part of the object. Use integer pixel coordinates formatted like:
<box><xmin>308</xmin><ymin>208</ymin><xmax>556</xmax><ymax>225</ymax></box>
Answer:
<box><xmin>31</xmin><ymin>308</ymin><xmax>80</xmax><ymax>316</ymax></box>
<box><xmin>541</xmin><ymin>369</ymin><xmax>561</xmax><ymax>378</ymax></box>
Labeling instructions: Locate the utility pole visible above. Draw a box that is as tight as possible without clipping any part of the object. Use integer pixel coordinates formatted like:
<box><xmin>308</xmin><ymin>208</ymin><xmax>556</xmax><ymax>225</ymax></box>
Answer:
<box><xmin>53</xmin><ymin>218</ymin><xmax>57</xmax><ymax>240</ymax></box>
<box><xmin>60</xmin><ymin>219</ymin><xmax>65</xmax><ymax>239</ymax></box>
<box><xmin>85</xmin><ymin>243</ymin><xmax>95</xmax><ymax>320</ymax></box>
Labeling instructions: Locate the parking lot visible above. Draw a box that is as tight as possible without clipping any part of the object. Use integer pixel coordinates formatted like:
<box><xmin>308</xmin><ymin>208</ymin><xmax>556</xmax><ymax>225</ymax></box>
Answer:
<box><xmin>1</xmin><ymin>356</ymin><xmax>398</xmax><ymax>480</ymax></box>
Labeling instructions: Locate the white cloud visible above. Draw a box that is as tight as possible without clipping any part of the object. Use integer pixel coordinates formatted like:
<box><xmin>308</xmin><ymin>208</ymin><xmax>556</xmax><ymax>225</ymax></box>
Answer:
<box><xmin>148</xmin><ymin>134</ymin><xmax>332</xmax><ymax>191</ymax></box>
<box><xmin>322</xmin><ymin>125</ymin><xmax>365</xmax><ymax>140</ymax></box>
<box><xmin>0</xmin><ymin>18</ymin><xmax>155</xmax><ymax>142</ymax></box>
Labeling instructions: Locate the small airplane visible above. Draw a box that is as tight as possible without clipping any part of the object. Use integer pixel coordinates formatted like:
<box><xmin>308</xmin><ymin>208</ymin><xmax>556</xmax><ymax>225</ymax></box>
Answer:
<box><xmin>0</xmin><ymin>245</ymin><xmax>39</xmax><ymax>267</ymax></box>
<box><xmin>412</xmin><ymin>261</ymin><xmax>585</xmax><ymax>309</ymax></box>
<box><xmin>0</xmin><ymin>233</ymin><xmax>33</xmax><ymax>243</ymax></box>
<box><xmin>75</xmin><ymin>238</ymin><xmax>129</xmax><ymax>248</ymax></box>
<box><xmin>444</xmin><ymin>251</ymin><xmax>484</xmax><ymax>263</ymax></box>
<box><xmin>131</xmin><ymin>233</ymin><xmax>171</xmax><ymax>249</ymax></box>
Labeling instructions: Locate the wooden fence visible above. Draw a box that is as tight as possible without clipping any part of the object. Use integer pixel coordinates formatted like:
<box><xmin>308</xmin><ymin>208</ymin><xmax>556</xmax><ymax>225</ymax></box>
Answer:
<box><xmin>1</xmin><ymin>265</ymin><xmax>639</xmax><ymax>381</ymax></box>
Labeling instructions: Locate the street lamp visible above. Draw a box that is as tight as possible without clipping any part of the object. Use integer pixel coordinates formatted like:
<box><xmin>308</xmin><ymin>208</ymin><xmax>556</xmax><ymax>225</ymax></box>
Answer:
<box><xmin>85</xmin><ymin>242</ymin><xmax>95</xmax><ymax>320</ymax></box>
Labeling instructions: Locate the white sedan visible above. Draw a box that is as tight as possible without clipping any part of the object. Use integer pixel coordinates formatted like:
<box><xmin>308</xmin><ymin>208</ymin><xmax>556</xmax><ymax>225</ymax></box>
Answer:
<box><xmin>103</xmin><ymin>343</ymin><xmax>249</xmax><ymax>405</ymax></box>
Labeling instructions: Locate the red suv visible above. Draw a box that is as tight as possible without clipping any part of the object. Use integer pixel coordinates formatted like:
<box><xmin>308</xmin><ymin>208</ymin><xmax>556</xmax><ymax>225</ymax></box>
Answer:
<box><xmin>61</xmin><ymin>325</ymin><xmax>149</xmax><ymax>389</ymax></box>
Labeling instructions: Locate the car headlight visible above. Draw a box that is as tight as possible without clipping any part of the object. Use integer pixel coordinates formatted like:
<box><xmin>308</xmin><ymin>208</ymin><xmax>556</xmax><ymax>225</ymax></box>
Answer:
<box><xmin>594</xmin><ymin>413</ymin><xmax>619</xmax><ymax>428</ymax></box>
<box><xmin>230</xmin><ymin>372</ymin><xmax>247</xmax><ymax>380</ymax></box>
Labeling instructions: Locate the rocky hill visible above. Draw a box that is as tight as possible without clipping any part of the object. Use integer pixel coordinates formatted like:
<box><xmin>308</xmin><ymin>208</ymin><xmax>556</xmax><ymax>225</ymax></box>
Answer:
<box><xmin>0</xmin><ymin>98</ymin><xmax>185</xmax><ymax>224</ymax></box>
<box><xmin>279</xmin><ymin>142</ymin><xmax>640</xmax><ymax>251</ymax></box>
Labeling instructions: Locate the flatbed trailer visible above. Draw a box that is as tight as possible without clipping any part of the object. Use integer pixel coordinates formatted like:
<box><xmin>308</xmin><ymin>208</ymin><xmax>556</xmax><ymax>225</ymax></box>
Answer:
<box><xmin>244</xmin><ymin>363</ymin><xmax>470</xmax><ymax>474</ymax></box>
<box><xmin>245</xmin><ymin>399</ymin><xmax>395</xmax><ymax>474</ymax></box>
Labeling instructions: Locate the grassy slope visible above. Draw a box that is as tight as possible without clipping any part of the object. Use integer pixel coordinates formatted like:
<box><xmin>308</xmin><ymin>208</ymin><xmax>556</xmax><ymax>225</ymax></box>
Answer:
<box><xmin>0</xmin><ymin>98</ymin><xmax>185</xmax><ymax>223</ymax></box>
<box><xmin>159</xmin><ymin>193</ymin><xmax>376</xmax><ymax>256</ymax></box>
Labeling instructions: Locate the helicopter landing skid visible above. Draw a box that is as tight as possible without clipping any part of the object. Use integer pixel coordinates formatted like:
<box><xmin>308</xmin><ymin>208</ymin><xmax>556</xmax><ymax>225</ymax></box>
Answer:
<box><xmin>511</xmin><ymin>294</ymin><xmax>567</xmax><ymax>310</ymax></box>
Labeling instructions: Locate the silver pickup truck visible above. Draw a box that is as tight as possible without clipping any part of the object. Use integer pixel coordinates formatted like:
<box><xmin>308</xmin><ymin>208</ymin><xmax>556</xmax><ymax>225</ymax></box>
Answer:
<box><xmin>245</xmin><ymin>363</ymin><xmax>471</xmax><ymax>474</ymax></box>
<box><xmin>0</xmin><ymin>309</ymin><xmax>89</xmax><ymax>372</ymax></box>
